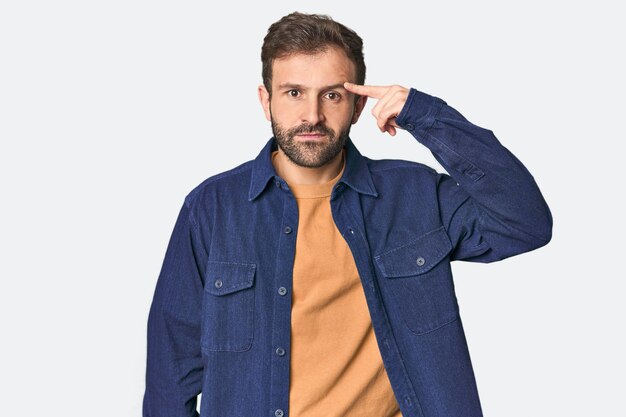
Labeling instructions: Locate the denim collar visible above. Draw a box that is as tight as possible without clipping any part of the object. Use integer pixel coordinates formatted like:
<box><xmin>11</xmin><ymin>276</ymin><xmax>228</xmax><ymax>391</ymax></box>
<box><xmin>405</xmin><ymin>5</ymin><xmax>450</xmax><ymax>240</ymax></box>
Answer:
<box><xmin>248</xmin><ymin>136</ymin><xmax>379</xmax><ymax>201</ymax></box>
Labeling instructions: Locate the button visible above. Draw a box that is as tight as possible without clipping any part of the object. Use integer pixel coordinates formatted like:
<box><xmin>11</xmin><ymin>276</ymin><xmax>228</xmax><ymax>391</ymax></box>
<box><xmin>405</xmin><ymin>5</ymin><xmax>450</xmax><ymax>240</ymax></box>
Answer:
<box><xmin>278</xmin><ymin>287</ymin><xmax>287</xmax><ymax>296</ymax></box>
<box><xmin>406</xmin><ymin>123</ymin><xmax>414</xmax><ymax>131</ymax></box>
<box><xmin>214</xmin><ymin>279</ymin><xmax>223</xmax><ymax>288</ymax></box>
<box><xmin>284</xmin><ymin>226</ymin><xmax>292</xmax><ymax>234</ymax></box>
<box><xmin>275</xmin><ymin>180</ymin><xmax>281</xmax><ymax>188</ymax></box>
<box><xmin>416</xmin><ymin>257</ymin><xmax>425</xmax><ymax>266</ymax></box>
<box><xmin>275</xmin><ymin>409</ymin><xmax>284</xmax><ymax>417</ymax></box>
<box><xmin>348</xmin><ymin>228</ymin><xmax>354</xmax><ymax>234</ymax></box>
<box><xmin>275</xmin><ymin>347</ymin><xmax>285</xmax><ymax>356</ymax></box>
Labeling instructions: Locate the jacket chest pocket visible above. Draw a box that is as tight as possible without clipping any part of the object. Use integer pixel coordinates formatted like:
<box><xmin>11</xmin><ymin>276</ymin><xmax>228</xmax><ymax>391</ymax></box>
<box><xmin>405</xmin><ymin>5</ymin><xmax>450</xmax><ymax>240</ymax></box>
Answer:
<box><xmin>374</xmin><ymin>226</ymin><xmax>459</xmax><ymax>335</ymax></box>
<box><xmin>201</xmin><ymin>261</ymin><xmax>256</xmax><ymax>352</ymax></box>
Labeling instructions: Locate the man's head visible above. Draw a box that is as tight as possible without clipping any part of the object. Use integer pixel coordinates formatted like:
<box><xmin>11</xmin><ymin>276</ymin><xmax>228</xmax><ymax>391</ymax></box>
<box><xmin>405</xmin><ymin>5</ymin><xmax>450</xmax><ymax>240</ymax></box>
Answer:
<box><xmin>258</xmin><ymin>12</ymin><xmax>368</xmax><ymax>168</ymax></box>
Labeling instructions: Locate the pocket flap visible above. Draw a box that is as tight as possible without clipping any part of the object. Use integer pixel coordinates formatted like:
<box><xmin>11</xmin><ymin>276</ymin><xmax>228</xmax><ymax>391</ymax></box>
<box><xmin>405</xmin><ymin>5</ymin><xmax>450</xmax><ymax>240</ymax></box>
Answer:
<box><xmin>205</xmin><ymin>261</ymin><xmax>256</xmax><ymax>296</ymax></box>
<box><xmin>374</xmin><ymin>226</ymin><xmax>452</xmax><ymax>278</ymax></box>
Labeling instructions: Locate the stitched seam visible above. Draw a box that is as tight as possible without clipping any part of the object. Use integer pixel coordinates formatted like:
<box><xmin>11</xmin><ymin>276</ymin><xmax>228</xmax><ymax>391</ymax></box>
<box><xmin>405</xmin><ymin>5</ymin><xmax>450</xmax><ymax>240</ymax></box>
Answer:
<box><xmin>422</xmin><ymin>98</ymin><xmax>446</xmax><ymax>134</ymax></box>
<box><xmin>417</xmin><ymin>102</ymin><xmax>486</xmax><ymax>182</ymax></box>
<box><xmin>205</xmin><ymin>262</ymin><xmax>255</xmax><ymax>293</ymax></box>
<box><xmin>410</xmin><ymin>313</ymin><xmax>460</xmax><ymax>336</ymax></box>
<box><xmin>426</xmin><ymin>132</ymin><xmax>485</xmax><ymax>182</ymax></box>
<box><xmin>206</xmin><ymin>261</ymin><xmax>256</xmax><ymax>267</ymax></box>
<box><xmin>185</xmin><ymin>198</ymin><xmax>201</xmax><ymax>235</ymax></box>
<box><xmin>382</xmin><ymin>247</ymin><xmax>449</xmax><ymax>277</ymax></box>
<box><xmin>375</xmin><ymin>226</ymin><xmax>446</xmax><ymax>259</ymax></box>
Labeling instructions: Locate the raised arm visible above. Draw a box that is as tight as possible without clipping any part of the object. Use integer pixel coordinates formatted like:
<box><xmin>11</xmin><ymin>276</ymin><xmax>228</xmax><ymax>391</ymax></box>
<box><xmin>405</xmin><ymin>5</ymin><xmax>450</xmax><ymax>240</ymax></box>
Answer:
<box><xmin>345</xmin><ymin>82</ymin><xmax>553</xmax><ymax>262</ymax></box>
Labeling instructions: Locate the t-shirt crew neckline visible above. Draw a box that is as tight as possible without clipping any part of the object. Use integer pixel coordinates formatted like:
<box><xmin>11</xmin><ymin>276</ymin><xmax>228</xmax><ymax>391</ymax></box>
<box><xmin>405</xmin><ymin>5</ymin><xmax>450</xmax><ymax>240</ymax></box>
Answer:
<box><xmin>271</xmin><ymin>149</ymin><xmax>346</xmax><ymax>199</ymax></box>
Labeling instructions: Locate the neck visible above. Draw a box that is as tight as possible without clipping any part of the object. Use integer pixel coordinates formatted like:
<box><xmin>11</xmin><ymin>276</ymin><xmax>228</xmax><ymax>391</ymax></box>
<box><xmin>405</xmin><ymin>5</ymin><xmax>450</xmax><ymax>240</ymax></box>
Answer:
<box><xmin>273</xmin><ymin>148</ymin><xmax>345</xmax><ymax>185</ymax></box>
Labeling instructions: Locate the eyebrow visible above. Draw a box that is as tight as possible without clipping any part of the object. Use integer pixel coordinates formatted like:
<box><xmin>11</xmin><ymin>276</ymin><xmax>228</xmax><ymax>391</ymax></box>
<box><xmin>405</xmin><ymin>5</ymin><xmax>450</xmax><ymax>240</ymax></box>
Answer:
<box><xmin>277</xmin><ymin>83</ymin><xmax>347</xmax><ymax>91</ymax></box>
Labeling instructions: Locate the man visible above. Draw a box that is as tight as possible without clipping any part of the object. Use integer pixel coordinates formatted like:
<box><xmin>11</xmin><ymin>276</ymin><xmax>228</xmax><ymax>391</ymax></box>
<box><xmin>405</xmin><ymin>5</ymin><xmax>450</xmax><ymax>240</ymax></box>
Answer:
<box><xmin>143</xmin><ymin>11</ymin><xmax>552</xmax><ymax>417</ymax></box>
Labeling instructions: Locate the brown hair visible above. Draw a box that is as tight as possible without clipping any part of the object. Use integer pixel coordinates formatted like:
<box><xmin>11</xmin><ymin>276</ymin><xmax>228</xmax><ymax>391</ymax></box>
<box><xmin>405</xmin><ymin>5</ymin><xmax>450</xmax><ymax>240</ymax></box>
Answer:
<box><xmin>261</xmin><ymin>12</ymin><xmax>366</xmax><ymax>102</ymax></box>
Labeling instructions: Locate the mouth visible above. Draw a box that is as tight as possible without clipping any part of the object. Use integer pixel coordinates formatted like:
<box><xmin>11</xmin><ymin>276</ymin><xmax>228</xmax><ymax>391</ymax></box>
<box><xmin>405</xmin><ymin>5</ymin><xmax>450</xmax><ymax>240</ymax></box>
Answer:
<box><xmin>296</xmin><ymin>133</ymin><xmax>326</xmax><ymax>140</ymax></box>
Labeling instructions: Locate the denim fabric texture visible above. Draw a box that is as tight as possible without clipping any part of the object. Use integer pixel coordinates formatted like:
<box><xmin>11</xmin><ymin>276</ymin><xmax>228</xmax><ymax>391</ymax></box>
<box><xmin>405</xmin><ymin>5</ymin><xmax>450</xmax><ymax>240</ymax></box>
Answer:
<box><xmin>143</xmin><ymin>87</ymin><xmax>553</xmax><ymax>417</ymax></box>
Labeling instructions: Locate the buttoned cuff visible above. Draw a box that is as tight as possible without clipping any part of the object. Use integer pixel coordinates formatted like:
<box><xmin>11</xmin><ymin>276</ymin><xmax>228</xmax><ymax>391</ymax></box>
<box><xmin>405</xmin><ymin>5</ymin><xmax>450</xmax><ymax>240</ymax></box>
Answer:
<box><xmin>395</xmin><ymin>87</ymin><xmax>447</xmax><ymax>133</ymax></box>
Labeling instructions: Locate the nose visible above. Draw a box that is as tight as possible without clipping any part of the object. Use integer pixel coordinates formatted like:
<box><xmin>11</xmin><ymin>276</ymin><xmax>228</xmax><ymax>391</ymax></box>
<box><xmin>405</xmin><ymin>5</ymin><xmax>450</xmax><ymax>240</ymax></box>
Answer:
<box><xmin>300</xmin><ymin>96</ymin><xmax>325</xmax><ymax>126</ymax></box>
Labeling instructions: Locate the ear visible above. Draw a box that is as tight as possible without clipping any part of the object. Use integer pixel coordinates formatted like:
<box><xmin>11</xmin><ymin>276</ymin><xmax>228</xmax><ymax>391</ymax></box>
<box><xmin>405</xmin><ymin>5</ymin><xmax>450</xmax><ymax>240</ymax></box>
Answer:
<box><xmin>258</xmin><ymin>85</ymin><xmax>271</xmax><ymax>122</ymax></box>
<box><xmin>351</xmin><ymin>95</ymin><xmax>368</xmax><ymax>124</ymax></box>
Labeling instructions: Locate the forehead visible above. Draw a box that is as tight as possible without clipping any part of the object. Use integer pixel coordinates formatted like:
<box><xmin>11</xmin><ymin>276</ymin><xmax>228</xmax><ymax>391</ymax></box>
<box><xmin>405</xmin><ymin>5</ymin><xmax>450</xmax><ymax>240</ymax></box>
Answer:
<box><xmin>272</xmin><ymin>46</ymin><xmax>356</xmax><ymax>90</ymax></box>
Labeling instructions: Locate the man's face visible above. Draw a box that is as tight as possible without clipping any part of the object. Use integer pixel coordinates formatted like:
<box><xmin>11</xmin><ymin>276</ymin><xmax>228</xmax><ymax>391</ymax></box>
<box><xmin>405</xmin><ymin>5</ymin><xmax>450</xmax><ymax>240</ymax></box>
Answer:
<box><xmin>258</xmin><ymin>46</ymin><xmax>367</xmax><ymax>168</ymax></box>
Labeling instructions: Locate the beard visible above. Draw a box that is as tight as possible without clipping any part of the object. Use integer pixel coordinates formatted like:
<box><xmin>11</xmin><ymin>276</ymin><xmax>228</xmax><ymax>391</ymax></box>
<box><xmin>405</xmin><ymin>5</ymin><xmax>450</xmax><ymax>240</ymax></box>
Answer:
<box><xmin>270</xmin><ymin>110</ymin><xmax>352</xmax><ymax>168</ymax></box>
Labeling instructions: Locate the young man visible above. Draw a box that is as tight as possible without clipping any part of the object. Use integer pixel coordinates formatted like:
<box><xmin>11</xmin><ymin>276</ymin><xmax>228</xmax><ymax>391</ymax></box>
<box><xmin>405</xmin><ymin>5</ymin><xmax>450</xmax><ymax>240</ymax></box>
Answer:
<box><xmin>143</xmin><ymin>12</ymin><xmax>552</xmax><ymax>417</ymax></box>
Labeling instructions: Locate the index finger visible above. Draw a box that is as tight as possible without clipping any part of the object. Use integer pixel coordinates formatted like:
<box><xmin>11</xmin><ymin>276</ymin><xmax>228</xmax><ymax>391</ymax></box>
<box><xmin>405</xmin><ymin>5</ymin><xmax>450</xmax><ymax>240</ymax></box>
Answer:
<box><xmin>344</xmin><ymin>82</ymin><xmax>388</xmax><ymax>99</ymax></box>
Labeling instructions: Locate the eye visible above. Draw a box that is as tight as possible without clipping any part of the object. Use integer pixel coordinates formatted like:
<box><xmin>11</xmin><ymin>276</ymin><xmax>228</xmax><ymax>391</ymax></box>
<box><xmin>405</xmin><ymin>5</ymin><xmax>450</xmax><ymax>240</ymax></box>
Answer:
<box><xmin>325</xmin><ymin>91</ymin><xmax>341</xmax><ymax>101</ymax></box>
<box><xmin>287</xmin><ymin>89</ymin><xmax>301</xmax><ymax>98</ymax></box>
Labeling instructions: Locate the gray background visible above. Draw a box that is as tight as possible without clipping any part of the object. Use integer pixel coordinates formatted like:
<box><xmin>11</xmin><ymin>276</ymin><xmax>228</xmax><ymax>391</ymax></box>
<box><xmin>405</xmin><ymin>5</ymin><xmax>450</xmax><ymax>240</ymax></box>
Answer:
<box><xmin>1</xmin><ymin>0</ymin><xmax>623</xmax><ymax>415</ymax></box>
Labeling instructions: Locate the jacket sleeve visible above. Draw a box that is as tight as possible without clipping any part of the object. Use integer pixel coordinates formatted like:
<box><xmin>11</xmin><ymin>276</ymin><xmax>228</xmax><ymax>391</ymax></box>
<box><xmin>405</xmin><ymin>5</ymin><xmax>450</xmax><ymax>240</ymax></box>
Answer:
<box><xmin>395</xmin><ymin>88</ymin><xmax>553</xmax><ymax>262</ymax></box>
<box><xmin>143</xmin><ymin>199</ymin><xmax>204</xmax><ymax>417</ymax></box>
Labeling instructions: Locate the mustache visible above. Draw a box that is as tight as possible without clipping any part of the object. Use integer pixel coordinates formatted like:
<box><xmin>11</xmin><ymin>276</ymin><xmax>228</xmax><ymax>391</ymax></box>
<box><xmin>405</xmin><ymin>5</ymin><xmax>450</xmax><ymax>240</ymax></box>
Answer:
<box><xmin>290</xmin><ymin>124</ymin><xmax>333</xmax><ymax>136</ymax></box>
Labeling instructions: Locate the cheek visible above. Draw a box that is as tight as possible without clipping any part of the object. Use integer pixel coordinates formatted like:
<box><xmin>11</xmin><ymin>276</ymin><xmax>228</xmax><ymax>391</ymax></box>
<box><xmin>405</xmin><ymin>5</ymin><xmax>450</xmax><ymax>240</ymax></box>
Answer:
<box><xmin>271</xmin><ymin>102</ymin><xmax>298</xmax><ymax>122</ymax></box>
<box><xmin>327</xmin><ymin>106</ymin><xmax>354</xmax><ymax>127</ymax></box>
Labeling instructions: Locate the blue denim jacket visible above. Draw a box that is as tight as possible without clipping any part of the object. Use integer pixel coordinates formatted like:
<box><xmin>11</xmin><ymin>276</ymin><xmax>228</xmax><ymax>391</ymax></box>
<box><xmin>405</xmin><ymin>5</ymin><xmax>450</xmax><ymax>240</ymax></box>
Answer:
<box><xmin>143</xmin><ymin>88</ymin><xmax>552</xmax><ymax>417</ymax></box>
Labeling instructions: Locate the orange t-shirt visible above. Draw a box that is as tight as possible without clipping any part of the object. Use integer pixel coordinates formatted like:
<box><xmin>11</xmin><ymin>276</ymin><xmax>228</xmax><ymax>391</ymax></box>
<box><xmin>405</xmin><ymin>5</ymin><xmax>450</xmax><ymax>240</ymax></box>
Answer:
<box><xmin>272</xmin><ymin>150</ymin><xmax>402</xmax><ymax>417</ymax></box>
